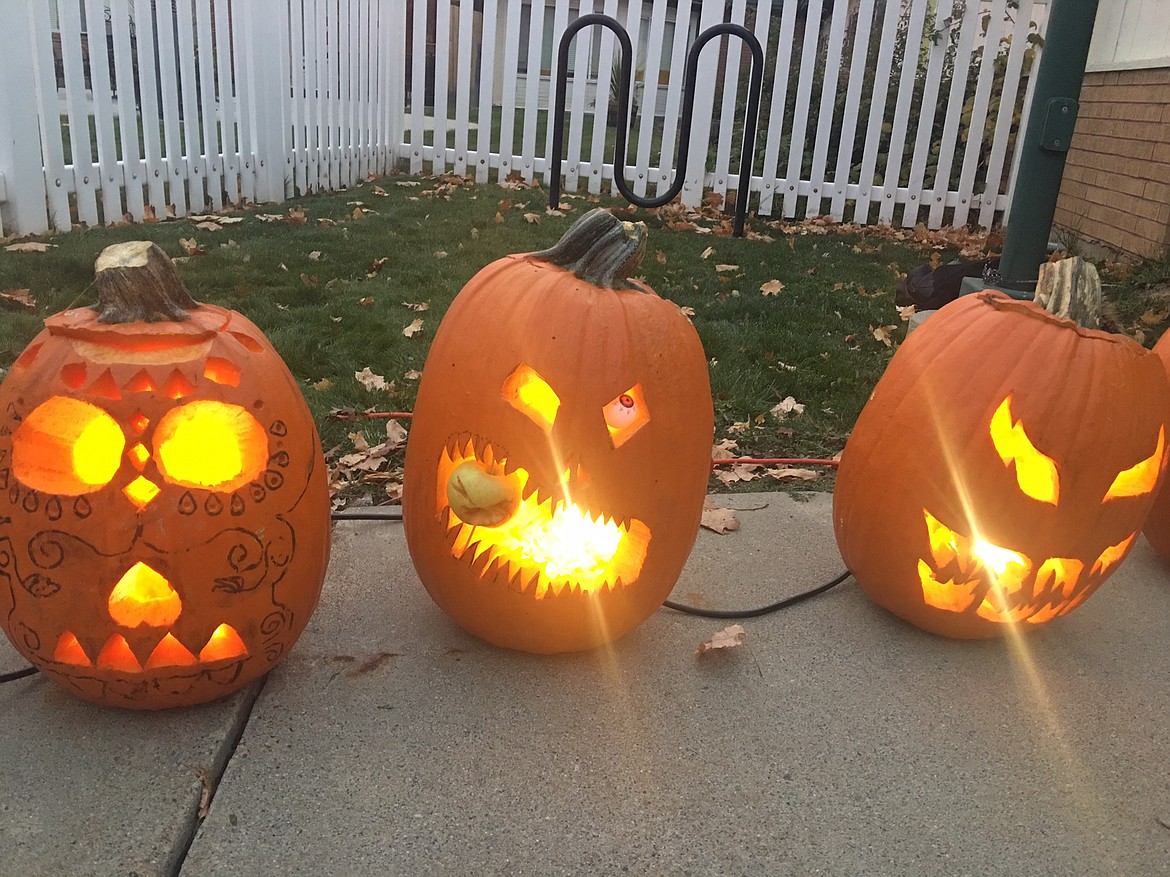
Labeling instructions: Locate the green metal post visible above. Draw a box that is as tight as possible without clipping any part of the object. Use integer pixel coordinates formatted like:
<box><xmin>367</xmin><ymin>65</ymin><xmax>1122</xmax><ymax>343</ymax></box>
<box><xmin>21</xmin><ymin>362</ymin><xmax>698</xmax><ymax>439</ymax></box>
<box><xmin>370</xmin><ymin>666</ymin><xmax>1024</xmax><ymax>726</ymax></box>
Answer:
<box><xmin>993</xmin><ymin>0</ymin><xmax>1101</xmax><ymax>292</ymax></box>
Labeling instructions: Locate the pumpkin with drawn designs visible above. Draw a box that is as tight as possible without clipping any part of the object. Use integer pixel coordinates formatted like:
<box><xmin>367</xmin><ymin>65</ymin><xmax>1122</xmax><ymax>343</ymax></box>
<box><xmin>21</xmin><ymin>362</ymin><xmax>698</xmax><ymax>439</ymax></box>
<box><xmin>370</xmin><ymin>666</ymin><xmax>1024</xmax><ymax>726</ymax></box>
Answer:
<box><xmin>833</xmin><ymin>290</ymin><xmax>1170</xmax><ymax>638</ymax></box>
<box><xmin>404</xmin><ymin>209</ymin><xmax>713</xmax><ymax>654</ymax></box>
<box><xmin>0</xmin><ymin>242</ymin><xmax>330</xmax><ymax>708</ymax></box>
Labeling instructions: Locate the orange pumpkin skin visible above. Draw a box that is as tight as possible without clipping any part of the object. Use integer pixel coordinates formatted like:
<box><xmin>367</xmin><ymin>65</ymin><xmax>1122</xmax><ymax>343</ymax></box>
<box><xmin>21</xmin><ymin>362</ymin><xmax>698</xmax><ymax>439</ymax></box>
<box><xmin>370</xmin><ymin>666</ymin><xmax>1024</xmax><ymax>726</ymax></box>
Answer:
<box><xmin>834</xmin><ymin>291</ymin><xmax>1170</xmax><ymax>638</ymax></box>
<box><xmin>1142</xmin><ymin>330</ymin><xmax>1170</xmax><ymax>559</ymax></box>
<box><xmin>0</xmin><ymin>299</ymin><xmax>330</xmax><ymax>708</ymax></box>
<box><xmin>404</xmin><ymin>211</ymin><xmax>713</xmax><ymax>653</ymax></box>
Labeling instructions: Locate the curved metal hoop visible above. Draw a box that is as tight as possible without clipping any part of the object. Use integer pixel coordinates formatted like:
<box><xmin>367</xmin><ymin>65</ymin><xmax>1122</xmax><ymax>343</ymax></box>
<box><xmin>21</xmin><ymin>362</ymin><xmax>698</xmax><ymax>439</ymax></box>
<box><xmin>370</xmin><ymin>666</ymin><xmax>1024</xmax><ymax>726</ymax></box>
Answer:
<box><xmin>548</xmin><ymin>14</ymin><xmax>764</xmax><ymax>237</ymax></box>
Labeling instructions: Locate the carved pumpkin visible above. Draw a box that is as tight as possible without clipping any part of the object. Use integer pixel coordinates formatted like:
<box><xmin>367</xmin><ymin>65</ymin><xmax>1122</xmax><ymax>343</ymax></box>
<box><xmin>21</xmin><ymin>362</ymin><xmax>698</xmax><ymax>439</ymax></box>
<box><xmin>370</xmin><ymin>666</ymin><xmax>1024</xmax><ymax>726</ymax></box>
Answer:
<box><xmin>834</xmin><ymin>291</ymin><xmax>1170</xmax><ymax>638</ymax></box>
<box><xmin>1141</xmin><ymin>330</ymin><xmax>1170</xmax><ymax>559</ymax></box>
<box><xmin>404</xmin><ymin>209</ymin><xmax>713</xmax><ymax>653</ymax></box>
<box><xmin>0</xmin><ymin>241</ymin><xmax>330</xmax><ymax>708</ymax></box>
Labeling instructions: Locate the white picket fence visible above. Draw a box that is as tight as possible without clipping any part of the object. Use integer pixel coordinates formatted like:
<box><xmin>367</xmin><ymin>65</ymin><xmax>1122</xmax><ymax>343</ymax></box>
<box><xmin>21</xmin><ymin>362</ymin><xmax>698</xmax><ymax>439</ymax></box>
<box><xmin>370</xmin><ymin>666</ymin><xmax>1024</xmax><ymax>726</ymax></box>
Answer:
<box><xmin>0</xmin><ymin>0</ymin><xmax>1049</xmax><ymax>237</ymax></box>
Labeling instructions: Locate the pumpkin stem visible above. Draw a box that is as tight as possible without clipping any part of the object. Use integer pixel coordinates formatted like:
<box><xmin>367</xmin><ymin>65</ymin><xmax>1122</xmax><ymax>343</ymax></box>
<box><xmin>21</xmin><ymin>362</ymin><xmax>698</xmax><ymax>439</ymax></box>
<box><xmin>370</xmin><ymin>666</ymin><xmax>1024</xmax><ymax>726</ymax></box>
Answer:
<box><xmin>531</xmin><ymin>208</ymin><xmax>647</xmax><ymax>290</ymax></box>
<box><xmin>1033</xmin><ymin>255</ymin><xmax>1102</xmax><ymax>329</ymax></box>
<box><xmin>92</xmin><ymin>240</ymin><xmax>198</xmax><ymax>323</ymax></box>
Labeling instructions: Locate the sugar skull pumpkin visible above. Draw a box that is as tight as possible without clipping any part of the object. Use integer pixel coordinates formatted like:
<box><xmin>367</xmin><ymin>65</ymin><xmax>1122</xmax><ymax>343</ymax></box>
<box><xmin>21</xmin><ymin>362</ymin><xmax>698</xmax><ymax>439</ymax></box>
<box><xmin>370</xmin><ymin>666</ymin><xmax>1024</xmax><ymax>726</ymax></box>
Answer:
<box><xmin>834</xmin><ymin>291</ymin><xmax>1170</xmax><ymax>638</ymax></box>
<box><xmin>403</xmin><ymin>209</ymin><xmax>713</xmax><ymax>653</ymax></box>
<box><xmin>0</xmin><ymin>241</ymin><xmax>331</xmax><ymax>708</ymax></box>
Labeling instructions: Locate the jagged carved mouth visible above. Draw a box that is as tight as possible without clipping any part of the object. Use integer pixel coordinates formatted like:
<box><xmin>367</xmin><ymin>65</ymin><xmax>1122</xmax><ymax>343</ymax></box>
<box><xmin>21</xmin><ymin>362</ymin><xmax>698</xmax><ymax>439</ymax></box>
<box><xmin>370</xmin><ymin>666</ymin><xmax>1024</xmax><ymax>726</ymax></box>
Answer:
<box><xmin>437</xmin><ymin>436</ymin><xmax>650</xmax><ymax>599</ymax></box>
<box><xmin>918</xmin><ymin>509</ymin><xmax>1134</xmax><ymax>624</ymax></box>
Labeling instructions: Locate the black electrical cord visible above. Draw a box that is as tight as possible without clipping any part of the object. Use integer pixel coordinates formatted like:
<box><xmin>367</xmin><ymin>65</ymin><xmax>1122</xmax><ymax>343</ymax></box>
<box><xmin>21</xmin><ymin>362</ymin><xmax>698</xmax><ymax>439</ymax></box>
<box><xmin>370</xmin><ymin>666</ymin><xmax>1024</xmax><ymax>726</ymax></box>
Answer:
<box><xmin>662</xmin><ymin>569</ymin><xmax>852</xmax><ymax>619</ymax></box>
<box><xmin>0</xmin><ymin>666</ymin><xmax>38</xmax><ymax>684</ymax></box>
<box><xmin>330</xmin><ymin>508</ymin><xmax>852</xmax><ymax>620</ymax></box>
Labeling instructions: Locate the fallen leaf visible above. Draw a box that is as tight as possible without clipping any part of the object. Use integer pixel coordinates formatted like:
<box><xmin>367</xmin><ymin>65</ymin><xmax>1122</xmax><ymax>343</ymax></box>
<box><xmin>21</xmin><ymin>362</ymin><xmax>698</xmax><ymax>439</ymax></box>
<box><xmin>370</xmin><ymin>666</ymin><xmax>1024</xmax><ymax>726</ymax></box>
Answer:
<box><xmin>871</xmin><ymin>324</ymin><xmax>898</xmax><ymax>347</ymax></box>
<box><xmin>403</xmin><ymin>369</ymin><xmax>422</xmax><ymax>380</ymax></box>
<box><xmin>700</xmin><ymin>246</ymin><xmax>716</xmax><ymax>260</ymax></box>
<box><xmin>358</xmin><ymin>297</ymin><xmax>375</xmax><ymax>306</ymax></box>
<box><xmin>402</xmin><ymin>301</ymin><xmax>430</xmax><ymax>312</ymax></box>
<box><xmin>308</xmin><ymin>250</ymin><xmax>323</xmax><ymax>261</ymax></box>
<box><xmin>655</xmin><ymin>250</ymin><xmax>666</xmax><ymax>264</ymax></box>
<box><xmin>355</xmin><ymin>367</ymin><xmax>390</xmax><ymax>392</ymax></box>
<box><xmin>287</xmin><ymin>207</ymin><xmax>307</xmax><ymax>223</ymax></box>
<box><xmin>0</xmin><ymin>288</ymin><xmax>36</xmax><ymax>310</ymax></box>
<box><xmin>523</xmin><ymin>212</ymin><xmax>541</xmax><ymax>224</ymax></box>
<box><xmin>312</xmin><ymin>377</ymin><xmax>333</xmax><ymax>391</ymax></box>
<box><xmin>696</xmin><ymin>624</ymin><xmax>746</xmax><ymax>656</ymax></box>
<box><xmin>715</xmin><ymin>264</ymin><xmax>740</xmax><ymax>273</ymax></box>
<box><xmin>760</xmin><ymin>279</ymin><xmax>785</xmax><ymax>296</ymax></box>
<box><xmin>194</xmin><ymin>221</ymin><xmax>222</xmax><ymax>231</ymax></box>
<box><xmin>767</xmin><ymin>467</ymin><xmax>819</xmax><ymax>481</ymax></box>
<box><xmin>434</xmin><ymin>250</ymin><xmax>448</xmax><ymax>259</ymax></box>
<box><xmin>1140</xmin><ymin>308</ymin><xmax>1168</xmax><ymax>325</ymax></box>
<box><xmin>403</xmin><ymin>318</ymin><xmax>424</xmax><ymax>338</ymax></box>
<box><xmin>771</xmin><ymin>396</ymin><xmax>805</xmax><ymax>419</ymax></box>
<box><xmin>898</xmin><ymin>304</ymin><xmax>917</xmax><ymax>322</ymax></box>
<box><xmin>700</xmin><ymin>502</ymin><xmax>740</xmax><ymax>535</ymax></box>
<box><xmin>178</xmin><ymin>238</ymin><xmax>206</xmax><ymax>256</ymax></box>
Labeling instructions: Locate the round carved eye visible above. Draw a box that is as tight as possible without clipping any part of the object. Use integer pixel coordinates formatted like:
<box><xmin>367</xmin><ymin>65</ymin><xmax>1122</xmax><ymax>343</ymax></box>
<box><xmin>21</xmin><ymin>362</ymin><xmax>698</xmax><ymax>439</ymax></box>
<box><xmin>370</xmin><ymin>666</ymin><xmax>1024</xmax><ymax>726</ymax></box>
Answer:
<box><xmin>153</xmin><ymin>401</ymin><xmax>268</xmax><ymax>491</ymax></box>
<box><xmin>13</xmin><ymin>397</ymin><xmax>125</xmax><ymax>494</ymax></box>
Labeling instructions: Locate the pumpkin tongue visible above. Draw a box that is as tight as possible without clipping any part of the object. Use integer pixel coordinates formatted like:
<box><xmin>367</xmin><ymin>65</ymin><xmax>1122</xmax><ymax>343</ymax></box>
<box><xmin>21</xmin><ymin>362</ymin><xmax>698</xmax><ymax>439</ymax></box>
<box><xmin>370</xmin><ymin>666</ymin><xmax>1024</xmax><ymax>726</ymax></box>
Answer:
<box><xmin>93</xmin><ymin>240</ymin><xmax>198</xmax><ymax>323</ymax></box>
<box><xmin>530</xmin><ymin>208</ymin><xmax>647</xmax><ymax>290</ymax></box>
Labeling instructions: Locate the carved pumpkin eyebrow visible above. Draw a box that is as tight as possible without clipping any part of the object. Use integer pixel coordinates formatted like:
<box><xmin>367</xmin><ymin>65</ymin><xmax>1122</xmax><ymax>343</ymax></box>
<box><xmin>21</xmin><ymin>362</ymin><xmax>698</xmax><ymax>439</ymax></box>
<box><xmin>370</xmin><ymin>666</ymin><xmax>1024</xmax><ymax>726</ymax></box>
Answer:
<box><xmin>501</xmin><ymin>364</ymin><xmax>560</xmax><ymax>433</ymax></box>
<box><xmin>1104</xmin><ymin>426</ymin><xmax>1165</xmax><ymax>501</ymax></box>
<box><xmin>989</xmin><ymin>396</ymin><xmax>1059</xmax><ymax>505</ymax></box>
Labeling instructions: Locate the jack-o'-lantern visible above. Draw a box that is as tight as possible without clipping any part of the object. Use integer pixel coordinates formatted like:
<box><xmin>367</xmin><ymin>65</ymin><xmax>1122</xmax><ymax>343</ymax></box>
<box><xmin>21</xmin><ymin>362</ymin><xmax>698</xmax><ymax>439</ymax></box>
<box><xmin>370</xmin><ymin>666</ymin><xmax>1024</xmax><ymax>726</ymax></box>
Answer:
<box><xmin>0</xmin><ymin>241</ymin><xmax>330</xmax><ymax>708</ymax></box>
<box><xmin>404</xmin><ymin>209</ymin><xmax>713</xmax><ymax>653</ymax></box>
<box><xmin>834</xmin><ymin>291</ymin><xmax>1170</xmax><ymax>638</ymax></box>
<box><xmin>1142</xmin><ymin>329</ymin><xmax>1170</xmax><ymax>559</ymax></box>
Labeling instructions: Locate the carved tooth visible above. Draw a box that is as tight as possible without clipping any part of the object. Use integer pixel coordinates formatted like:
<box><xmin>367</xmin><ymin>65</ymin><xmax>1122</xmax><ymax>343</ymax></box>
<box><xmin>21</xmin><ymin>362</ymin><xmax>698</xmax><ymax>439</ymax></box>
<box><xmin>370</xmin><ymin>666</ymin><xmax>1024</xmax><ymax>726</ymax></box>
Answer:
<box><xmin>534</xmin><ymin>573</ymin><xmax>550</xmax><ymax>600</ymax></box>
<box><xmin>517</xmin><ymin>566</ymin><xmax>538</xmax><ymax>593</ymax></box>
<box><xmin>472</xmin><ymin>538</ymin><xmax>493</xmax><ymax>563</ymax></box>
<box><xmin>451</xmin><ymin>523</ymin><xmax>476</xmax><ymax>555</ymax></box>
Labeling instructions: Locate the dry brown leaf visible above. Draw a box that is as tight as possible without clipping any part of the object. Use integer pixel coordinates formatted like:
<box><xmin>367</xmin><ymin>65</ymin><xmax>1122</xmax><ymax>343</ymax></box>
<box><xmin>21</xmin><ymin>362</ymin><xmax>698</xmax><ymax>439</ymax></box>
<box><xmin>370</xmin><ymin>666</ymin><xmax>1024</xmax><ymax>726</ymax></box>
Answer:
<box><xmin>355</xmin><ymin>367</ymin><xmax>390</xmax><ymax>392</ymax></box>
<box><xmin>700</xmin><ymin>500</ymin><xmax>740</xmax><ymax>535</ymax></box>
<box><xmin>770</xmin><ymin>396</ymin><xmax>805</xmax><ymax>419</ymax></box>
<box><xmin>696</xmin><ymin>624</ymin><xmax>746</xmax><ymax>656</ymax></box>
<box><xmin>403</xmin><ymin>318</ymin><xmax>424</xmax><ymax>338</ymax></box>
<box><xmin>434</xmin><ymin>250</ymin><xmax>448</xmax><ymax>260</ymax></box>
<box><xmin>312</xmin><ymin>377</ymin><xmax>333</xmax><ymax>391</ymax></box>
<box><xmin>1139</xmin><ymin>308</ymin><xmax>1168</xmax><ymax>326</ymax></box>
<box><xmin>403</xmin><ymin>369</ymin><xmax>422</xmax><ymax>380</ymax></box>
<box><xmin>655</xmin><ymin>250</ymin><xmax>667</xmax><ymax>264</ymax></box>
<box><xmin>0</xmin><ymin>288</ymin><xmax>36</xmax><ymax>310</ymax></box>
<box><xmin>767</xmin><ymin>467</ymin><xmax>819</xmax><ymax>481</ymax></box>
<box><xmin>287</xmin><ymin>207</ymin><xmax>307</xmax><ymax>223</ymax></box>
<box><xmin>714</xmin><ymin>264</ymin><xmax>740</xmax><ymax>273</ymax></box>
<box><xmin>358</xmin><ymin>297</ymin><xmax>375</xmax><ymax>306</ymax></box>
<box><xmin>871</xmin><ymin>324</ymin><xmax>897</xmax><ymax>347</ymax></box>
<box><xmin>760</xmin><ymin>279</ymin><xmax>785</xmax><ymax>296</ymax></box>
<box><xmin>523</xmin><ymin>212</ymin><xmax>541</xmax><ymax>224</ymax></box>
<box><xmin>300</xmin><ymin>273</ymin><xmax>318</xmax><ymax>286</ymax></box>
<box><xmin>700</xmin><ymin>246</ymin><xmax>716</xmax><ymax>260</ymax></box>
<box><xmin>178</xmin><ymin>238</ymin><xmax>206</xmax><ymax>256</ymax></box>
<box><xmin>402</xmin><ymin>301</ymin><xmax>429</xmax><ymax>312</ymax></box>
<box><xmin>194</xmin><ymin>221</ymin><xmax>222</xmax><ymax>231</ymax></box>
<box><xmin>308</xmin><ymin>250</ymin><xmax>323</xmax><ymax>261</ymax></box>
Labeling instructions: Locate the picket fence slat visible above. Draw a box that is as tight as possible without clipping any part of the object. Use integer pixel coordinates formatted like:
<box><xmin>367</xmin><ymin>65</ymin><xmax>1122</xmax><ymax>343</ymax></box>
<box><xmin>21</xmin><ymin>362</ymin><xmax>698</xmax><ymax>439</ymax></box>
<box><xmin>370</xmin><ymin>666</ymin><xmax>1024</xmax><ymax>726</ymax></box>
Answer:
<box><xmin>0</xmin><ymin>0</ymin><xmax>1047</xmax><ymax>236</ymax></box>
<box><xmin>30</xmin><ymin>0</ymin><xmax>71</xmax><ymax>229</ymax></box>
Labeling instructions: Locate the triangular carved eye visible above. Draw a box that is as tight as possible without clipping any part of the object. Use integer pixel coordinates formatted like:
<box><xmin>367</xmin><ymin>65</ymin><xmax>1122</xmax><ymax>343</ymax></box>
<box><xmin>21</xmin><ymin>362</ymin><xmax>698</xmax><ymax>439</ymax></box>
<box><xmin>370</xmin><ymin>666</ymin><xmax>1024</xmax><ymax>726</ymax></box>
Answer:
<box><xmin>989</xmin><ymin>396</ymin><xmax>1059</xmax><ymax>505</ymax></box>
<box><xmin>1104</xmin><ymin>426</ymin><xmax>1165</xmax><ymax>500</ymax></box>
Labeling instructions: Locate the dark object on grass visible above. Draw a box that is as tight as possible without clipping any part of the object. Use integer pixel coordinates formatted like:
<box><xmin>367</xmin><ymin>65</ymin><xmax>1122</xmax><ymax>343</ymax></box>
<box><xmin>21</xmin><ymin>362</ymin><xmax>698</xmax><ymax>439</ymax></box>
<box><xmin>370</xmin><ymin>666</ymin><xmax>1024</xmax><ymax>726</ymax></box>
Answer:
<box><xmin>896</xmin><ymin>258</ymin><xmax>1000</xmax><ymax>311</ymax></box>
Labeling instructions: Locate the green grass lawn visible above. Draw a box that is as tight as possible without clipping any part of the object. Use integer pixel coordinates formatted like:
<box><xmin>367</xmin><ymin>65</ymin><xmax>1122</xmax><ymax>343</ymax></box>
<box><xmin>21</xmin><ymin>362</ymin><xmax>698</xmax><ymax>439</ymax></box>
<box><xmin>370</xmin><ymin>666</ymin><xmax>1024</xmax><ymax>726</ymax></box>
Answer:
<box><xmin>2</xmin><ymin>172</ymin><xmax>1163</xmax><ymax>505</ymax></box>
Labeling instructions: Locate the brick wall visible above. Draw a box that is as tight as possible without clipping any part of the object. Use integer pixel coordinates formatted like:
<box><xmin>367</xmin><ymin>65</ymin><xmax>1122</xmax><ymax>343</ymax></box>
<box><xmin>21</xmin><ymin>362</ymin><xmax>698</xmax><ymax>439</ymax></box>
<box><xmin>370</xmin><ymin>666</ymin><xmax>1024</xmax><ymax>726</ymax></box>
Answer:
<box><xmin>1053</xmin><ymin>67</ymin><xmax>1170</xmax><ymax>261</ymax></box>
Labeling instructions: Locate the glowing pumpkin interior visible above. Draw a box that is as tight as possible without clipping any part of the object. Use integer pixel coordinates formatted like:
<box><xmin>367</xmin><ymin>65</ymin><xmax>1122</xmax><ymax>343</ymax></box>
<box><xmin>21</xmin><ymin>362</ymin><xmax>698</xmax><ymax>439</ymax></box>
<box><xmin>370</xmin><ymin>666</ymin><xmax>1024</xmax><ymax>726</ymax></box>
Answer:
<box><xmin>437</xmin><ymin>363</ymin><xmax>652</xmax><ymax>599</ymax></box>
<box><xmin>917</xmin><ymin>395</ymin><xmax>1164</xmax><ymax>624</ymax></box>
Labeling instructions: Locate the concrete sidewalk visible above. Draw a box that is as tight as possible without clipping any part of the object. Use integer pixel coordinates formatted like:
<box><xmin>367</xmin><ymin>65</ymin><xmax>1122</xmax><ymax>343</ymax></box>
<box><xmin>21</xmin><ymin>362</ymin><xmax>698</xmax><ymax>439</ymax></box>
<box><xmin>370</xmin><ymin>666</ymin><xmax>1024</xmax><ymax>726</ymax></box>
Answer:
<box><xmin>2</xmin><ymin>492</ymin><xmax>1169</xmax><ymax>876</ymax></box>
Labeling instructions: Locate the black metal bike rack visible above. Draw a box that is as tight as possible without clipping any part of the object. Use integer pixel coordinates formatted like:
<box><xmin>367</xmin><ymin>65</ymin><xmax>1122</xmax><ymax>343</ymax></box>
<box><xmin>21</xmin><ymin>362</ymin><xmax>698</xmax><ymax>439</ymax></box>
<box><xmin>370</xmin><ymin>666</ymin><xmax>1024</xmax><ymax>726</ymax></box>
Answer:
<box><xmin>547</xmin><ymin>14</ymin><xmax>764</xmax><ymax>238</ymax></box>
